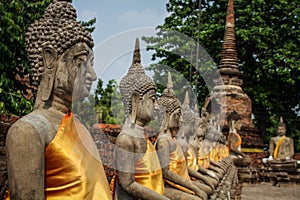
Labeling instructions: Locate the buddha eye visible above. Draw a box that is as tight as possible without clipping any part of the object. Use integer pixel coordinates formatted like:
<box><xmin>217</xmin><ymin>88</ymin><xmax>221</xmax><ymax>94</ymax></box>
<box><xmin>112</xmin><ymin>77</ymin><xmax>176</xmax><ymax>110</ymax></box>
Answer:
<box><xmin>77</xmin><ymin>55</ymin><xmax>87</xmax><ymax>62</ymax></box>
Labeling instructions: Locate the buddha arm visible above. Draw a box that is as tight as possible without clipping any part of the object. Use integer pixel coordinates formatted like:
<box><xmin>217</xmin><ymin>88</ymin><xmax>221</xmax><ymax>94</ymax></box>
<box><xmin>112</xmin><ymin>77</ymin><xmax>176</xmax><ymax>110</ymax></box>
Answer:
<box><xmin>187</xmin><ymin>167</ymin><xmax>214</xmax><ymax>189</ymax></box>
<box><xmin>288</xmin><ymin>138</ymin><xmax>295</xmax><ymax>158</ymax></box>
<box><xmin>155</xmin><ymin>138</ymin><xmax>202</xmax><ymax>197</ymax></box>
<box><xmin>6</xmin><ymin>121</ymin><xmax>45</xmax><ymax>200</ymax></box>
<box><xmin>197</xmin><ymin>166</ymin><xmax>219</xmax><ymax>182</ymax></box>
<box><xmin>269</xmin><ymin>138</ymin><xmax>276</xmax><ymax>157</ymax></box>
<box><xmin>115</xmin><ymin>135</ymin><xmax>169</xmax><ymax>200</ymax></box>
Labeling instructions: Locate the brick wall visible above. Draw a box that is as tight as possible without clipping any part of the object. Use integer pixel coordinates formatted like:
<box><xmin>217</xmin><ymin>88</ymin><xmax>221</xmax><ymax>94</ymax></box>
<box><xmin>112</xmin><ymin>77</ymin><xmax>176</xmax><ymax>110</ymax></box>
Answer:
<box><xmin>0</xmin><ymin>114</ymin><xmax>20</xmax><ymax>193</ymax></box>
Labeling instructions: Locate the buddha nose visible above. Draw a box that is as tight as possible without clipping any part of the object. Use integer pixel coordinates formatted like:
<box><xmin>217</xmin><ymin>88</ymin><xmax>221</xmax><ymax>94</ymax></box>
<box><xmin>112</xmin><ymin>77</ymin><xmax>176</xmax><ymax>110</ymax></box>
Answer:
<box><xmin>88</xmin><ymin>66</ymin><xmax>97</xmax><ymax>82</ymax></box>
<box><xmin>179</xmin><ymin>115</ymin><xmax>183</xmax><ymax>123</ymax></box>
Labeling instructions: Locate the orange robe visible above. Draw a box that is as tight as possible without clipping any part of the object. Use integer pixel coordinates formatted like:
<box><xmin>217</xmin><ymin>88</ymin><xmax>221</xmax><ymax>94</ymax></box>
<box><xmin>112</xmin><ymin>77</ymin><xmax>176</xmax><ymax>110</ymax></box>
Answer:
<box><xmin>134</xmin><ymin>139</ymin><xmax>164</xmax><ymax>194</ymax></box>
<box><xmin>219</xmin><ymin>145</ymin><xmax>229</xmax><ymax>160</ymax></box>
<box><xmin>197</xmin><ymin>142</ymin><xmax>210</xmax><ymax>169</ymax></box>
<box><xmin>228</xmin><ymin>132</ymin><xmax>242</xmax><ymax>154</ymax></box>
<box><xmin>5</xmin><ymin>112</ymin><xmax>112</xmax><ymax>200</ymax></box>
<box><xmin>186</xmin><ymin>145</ymin><xmax>199</xmax><ymax>171</ymax></box>
<box><xmin>165</xmin><ymin>139</ymin><xmax>194</xmax><ymax>194</ymax></box>
<box><xmin>209</xmin><ymin>144</ymin><xmax>219</xmax><ymax>162</ymax></box>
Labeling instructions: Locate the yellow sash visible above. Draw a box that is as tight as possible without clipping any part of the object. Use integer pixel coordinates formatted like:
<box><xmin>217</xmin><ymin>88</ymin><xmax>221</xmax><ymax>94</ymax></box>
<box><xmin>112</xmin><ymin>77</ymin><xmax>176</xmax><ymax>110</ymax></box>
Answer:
<box><xmin>186</xmin><ymin>146</ymin><xmax>199</xmax><ymax>171</ymax></box>
<box><xmin>228</xmin><ymin>132</ymin><xmax>242</xmax><ymax>153</ymax></box>
<box><xmin>134</xmin><ymin>139</ymin><xmax>164</xmax><ymax>195</ymax></box>
<box><xmin>274</xmin><ymin>136</ymin><xmax>286</xmax><ymax>159</ymax></box>
<box><xmin>236</xmin><ymin>133</ymin><xmax>242</xmax><ymax>148</ymax></box>
<box><xmin>165</xmin><ymin>139</ymin><xmax>194</xmax><ymax>194</ymax></box>
<box><xmin>5</xmin><ymin>112</ymin><xmax>112</xmax><ymax>200</ymax></box>
<box><xmin>47</xmin><ymin>112</ymin><xmax>112</xmax><ymax>199</ymax></box>
<box><xmin>220</xmin><ymin>145</ymin><xmax>229</xmax><ymax>160</ymax></box>
<box><xmin>209</xmin><ymin>145</ymin><xmax>219</xmax><ymax>162</ymax></box>
<box><xmin>197</xmin><ymin>142</ymin><xmax>210</xmax><ymax>169</ymax></box>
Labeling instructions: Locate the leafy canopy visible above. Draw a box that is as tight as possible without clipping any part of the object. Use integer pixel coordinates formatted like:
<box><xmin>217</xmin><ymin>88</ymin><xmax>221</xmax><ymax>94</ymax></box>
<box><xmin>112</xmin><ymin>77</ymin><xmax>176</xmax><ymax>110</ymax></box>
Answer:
<box><xmin>144</xmin><ymin>0</ymin><xmax>300</xmax><ymax>150</ymax></box>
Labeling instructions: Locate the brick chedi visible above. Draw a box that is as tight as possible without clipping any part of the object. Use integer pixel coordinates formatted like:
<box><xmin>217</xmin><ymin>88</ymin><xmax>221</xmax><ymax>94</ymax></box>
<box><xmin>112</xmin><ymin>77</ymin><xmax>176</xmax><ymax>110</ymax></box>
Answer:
<box><xmin>204</xmin><ymin>0</ymin><xmax>266</xmax><ymax>164</ymax></box>
<box><xmin>204</xmin><ymin>0</ymin><xmax>252</xmax><ymax>128</ymax></box>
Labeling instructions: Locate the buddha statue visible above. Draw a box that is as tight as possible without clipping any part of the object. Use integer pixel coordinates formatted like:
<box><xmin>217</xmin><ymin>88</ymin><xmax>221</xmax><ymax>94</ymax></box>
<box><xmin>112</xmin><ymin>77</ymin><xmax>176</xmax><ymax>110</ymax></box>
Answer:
<box><xmin>5</xmin><ymin>1</ymin><xmax>111</xmax><ymax>199</ymax></box>
<box><xmin>177</xmin><ymin>92</ymin><xmax>216</xmax><ymax>196</ymax></box>
<box><xmin>189</xmin><ymin>109</ymin><xmax>220</xmax><ymax>185</ymax></box>
<box><xmin>114</xmin><ymin>39</ymin><xmax>169</xmax><ymax>200</ymax></box>
<box><xmin>155</xmin><ymin>72</ymin><xmax>208</xmax><ymax>200</ymax></box>
<box><xmin>201</xmin><ymin>124</ymin><xmax>225</xmax><ymax>179</ymax></box>
<box><xmin>192</xmin><ymin>110</ymin><xmax>223</xmax><ymax>176</ymax></box>
<box><xmin>265</xmin><ymin>117</ymin><xmax>296</xmax><ymax>162</ymax></box>
<box><xmin>217</xmin><ymin>135</ymin><xmax>230</xmax><ymax>162</ymax></box>
<box><xmin>210</xmin><ymin>127</ymin><xmax>230</xmax><ymax>174</ymax></box>
<box><xmin>227</xmin><ymin>111</ymin><xmax>251</xmax><ymax>167</ymax></box>
<box><xmin>178</xmin><ymin>91</ymin><xmax>195</xmax><ymax>143</ymax></box>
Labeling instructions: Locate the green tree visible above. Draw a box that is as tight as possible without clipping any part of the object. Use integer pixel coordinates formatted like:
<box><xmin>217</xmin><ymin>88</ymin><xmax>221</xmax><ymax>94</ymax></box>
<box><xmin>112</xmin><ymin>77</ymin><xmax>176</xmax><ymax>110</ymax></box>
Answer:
<box><xmin>95</xmin><ymin>79</ymin><xmax>124</xmax><ymax>125</ymax></box>
<box><xmin>72</xmin><ymin>95</ymin><xmax>97</xmax><ymax>127</ymax></box>
<box><xmin>0</xmin><ymin>0</ymin><xmax>96</xmax><ymax>116</ymax></box>
<box><xmin>0</xmin><ymin>0</ymin><xmax>52</xmax><ymax>116</ymax></box>
<box><xmin>144</xmin><ymin>0</ymin><xmax>300</xmax><ymax>150</ymax></box>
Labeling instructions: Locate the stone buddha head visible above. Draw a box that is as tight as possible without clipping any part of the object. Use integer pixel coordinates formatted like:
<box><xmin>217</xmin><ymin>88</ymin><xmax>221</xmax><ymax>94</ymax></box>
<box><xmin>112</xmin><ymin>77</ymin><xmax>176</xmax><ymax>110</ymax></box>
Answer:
<box><xmin>227</xmin><ymin>110</ymin><xmax>242</xmax><ymax>132</ymax></box>
<box><xmin>277</xmin><ymin>116</ymin><xmax>286</xmax><ymax>136</ymax></box>
<box><xmin>25</xmin><ymin>0</ymin><xmax>96</xmax><ymax>109</ymax></box>
<box><xmin>195</xmin><ymin>123</ymin><xmax>206</xmax><ymax>142</ymax></box>
<box><xmin>119</xmin><ymin>39</ymin><xmax>157</xmax><ymax>127</ymax></box>
<box><xmin>158</xmin><ymin>72</ymin><xmax>182</xmax><ymax>137</ymax></box>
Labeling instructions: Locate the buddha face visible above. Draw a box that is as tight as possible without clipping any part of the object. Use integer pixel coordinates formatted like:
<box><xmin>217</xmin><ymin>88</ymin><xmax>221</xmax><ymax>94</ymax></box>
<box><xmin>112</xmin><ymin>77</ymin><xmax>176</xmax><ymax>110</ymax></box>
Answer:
<box><xmin>277</xmin><ymin>126</ymin><xmax>286</xmax><ymax>136</ymax></box>
<box><xmin>196</xmin><ymin>126</ymin><xmax>205</xmax><ymax>142</ymax></box>
<box><xmin>54</xmin><ymin>42</ymin><xmax>96</xmax><ymax>101</ymax></box>
<box><xmin>73</xmin><ymin>44</ymin><xmax>96</xmax><ymax>100</ymax></box>
<box><xmin>168</xmin><ymin>108</ymin><xmax>182</xmax><ymax>137</ymax></box>
<box><xmin>233</xmin><ymin>119</ymin><xmax>242</xmax><ymax>131</ymax></box>
<box><xmin>135</xmin><ymin>89</ymin><xmax>157</xmax><ymax>126</ymax></box>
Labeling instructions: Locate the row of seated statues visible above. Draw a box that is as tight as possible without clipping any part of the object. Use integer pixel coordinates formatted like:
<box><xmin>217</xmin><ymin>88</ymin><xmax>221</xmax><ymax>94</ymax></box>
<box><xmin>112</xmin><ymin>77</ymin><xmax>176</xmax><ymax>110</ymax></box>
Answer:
<box><xmin>3</xmin><ymin>1</ymin><xmax>298</xmax><ymax>199</ymax></box>
<box><xmin>114</xmin><ymin>40</ymin><xmax>244</xmax><ymax>199</ymax></box>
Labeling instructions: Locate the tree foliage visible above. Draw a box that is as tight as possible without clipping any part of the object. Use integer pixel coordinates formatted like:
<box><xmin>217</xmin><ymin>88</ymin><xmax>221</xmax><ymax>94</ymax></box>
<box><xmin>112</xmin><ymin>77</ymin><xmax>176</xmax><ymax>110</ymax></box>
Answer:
<box><xmin>95</xmin><ymin>79</ymin><xmax>124</xmax><ymax>125</ymax></box>
<box><xmin>0</xmin><ymin>0</ymin><xmax>52</xmax><ymax>115</ymax></box>
<box><xmin>0</xmin><ymin>0</ymin><xmax>96</xmax><ymax>116</ymax></box>
<box><xmin>144</xmin><ymin>0</ymin><xmax>300</xmax><ymax>150</ymax></box>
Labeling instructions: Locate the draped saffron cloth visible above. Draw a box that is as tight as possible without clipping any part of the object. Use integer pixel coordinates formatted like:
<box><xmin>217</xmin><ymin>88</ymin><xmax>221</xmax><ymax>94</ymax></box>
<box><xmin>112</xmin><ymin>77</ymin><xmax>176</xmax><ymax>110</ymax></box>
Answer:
<box><xmin>165</xmin><ymin>139</ymin><xmax>194</xmax><ymax>194</ymax></box>
<box><xmin>197</xmin><ymin>142</ymin><xmax>210</xmax><ymax>169</ymax></box>
<box><xmin>186</xmin><ymin>146</ymin><xmax>199</xmax><ymax>171</ymax></box>
<box><xmin>134</xmin><ymin>139</ymin><xmax>165</xmax><ymax>194</ymax></box>
<box><xmin>5</xmin><ymin>112</ymin><xmax>112</xmax><ymax>200</ymax></box>
<box><xmin>274</xmin><ymin>135</ymin><xmax>286</xmax><ymax>159</ymax></box>
<box><xmin>219</xmin><ymin>145</ymin><xmax>229</xmax><ymax>160</ymax></box>
<box><xmin>209</xmin><ymin>145</ymin><xmax>220</xmax><ymax>162</ymax></box>
<box><xmin>228</xmin><ymin>132</ymin><xmax>242</xmax><ymax>153</ymax></box>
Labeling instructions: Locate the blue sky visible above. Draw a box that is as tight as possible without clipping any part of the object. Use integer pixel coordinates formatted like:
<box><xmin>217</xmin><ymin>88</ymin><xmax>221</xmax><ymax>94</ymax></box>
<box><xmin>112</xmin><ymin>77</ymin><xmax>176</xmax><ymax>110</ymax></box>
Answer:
<box><xmin>72</xmin><ymin>0</ymin><xmax>169</xmax><ymax>87</ymax></box>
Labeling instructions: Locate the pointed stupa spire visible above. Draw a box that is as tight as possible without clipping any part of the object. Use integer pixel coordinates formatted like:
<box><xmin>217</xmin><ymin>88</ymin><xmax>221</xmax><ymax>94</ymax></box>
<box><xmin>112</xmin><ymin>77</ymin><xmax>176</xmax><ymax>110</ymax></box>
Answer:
<box><xmin>119</xmin><ymin>38</ymin><xmax>156</xmax><ymax>116</ymax></box>
<box><xmin>278</xmin><ymin>116</ymin><xmax>286</xmax><ymax>128</ymax></box>
<box><xmin>280</xmin><ymin>116</ymin><xmax>283</xmax><ymax>123</ymax></box>
<box><xmin>132</xmin><ymin>38</ymin><xmax>141</xmax><ymax>65</ymax></box>
<box><xmin>194</xmin><ymin>103</ymin><xmax>199</xmax><ymax>113</ymax></box>
<box><xmin>167</xmin><ymin>71</ymin><xmax>173</xmax><ymax>89</ymax></box>
<box><xmin>219</xmin><ymin>0</ymin><xmax>241</xmax><ymax>81</ymax></box>
<box><xmin>183</xmin><ymin>91</ymin><xmax>190</xmax><ymax>106</ymax></box>
<box><xmin>159</xmin><ymin>72</ymin><xmax>181</xmax><ymax>115</ymax></box>
<box><xmin>162</xmin><ymin>71</ymin><xmax>176</xmax><ymax>98</ymax></box>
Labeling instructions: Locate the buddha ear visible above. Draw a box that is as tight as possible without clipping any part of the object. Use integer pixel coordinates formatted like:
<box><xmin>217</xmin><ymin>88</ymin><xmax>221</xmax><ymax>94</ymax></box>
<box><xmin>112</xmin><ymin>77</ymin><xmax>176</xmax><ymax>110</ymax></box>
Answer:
<box><xmin>229</xmin><ymin>120</ymin><xmax>235</xmax><ymax>132</ymax></box>
<box><xmin>41</xmin><ymin>45</ymin><xmax>58</xmax><ymax>102</ymax></box>
<box><xmin>163</xmin><ymin>114</ymin><xmax>170</xmax><ymax>133</ymax></box>
<box><xmin>130</xmin><ymin>92</ymin><xmax>140</xmax><ymax>124</ymax></box>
